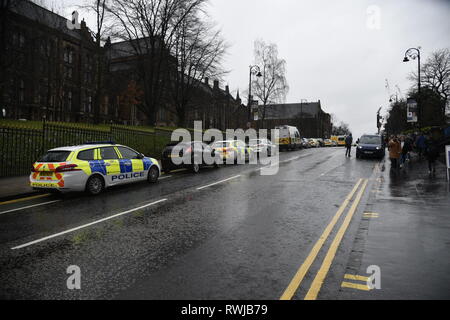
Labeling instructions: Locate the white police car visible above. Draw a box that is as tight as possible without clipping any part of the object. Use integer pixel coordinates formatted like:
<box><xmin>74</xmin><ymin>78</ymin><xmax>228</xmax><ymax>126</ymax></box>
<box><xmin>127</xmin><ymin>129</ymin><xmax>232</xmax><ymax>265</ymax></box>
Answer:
<box><xmin>30</xmin><ymin>143</ymin><xmax>161</xmax><ymax>195</ymax></box>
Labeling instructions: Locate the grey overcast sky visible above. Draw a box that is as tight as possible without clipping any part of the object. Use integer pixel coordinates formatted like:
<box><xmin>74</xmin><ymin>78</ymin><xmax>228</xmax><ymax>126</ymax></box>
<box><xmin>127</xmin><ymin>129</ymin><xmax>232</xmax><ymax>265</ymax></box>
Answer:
<box><xmin>51</xmin><ymin>0</ymin><xmax>450</xmax><ymax>138</ymax></box>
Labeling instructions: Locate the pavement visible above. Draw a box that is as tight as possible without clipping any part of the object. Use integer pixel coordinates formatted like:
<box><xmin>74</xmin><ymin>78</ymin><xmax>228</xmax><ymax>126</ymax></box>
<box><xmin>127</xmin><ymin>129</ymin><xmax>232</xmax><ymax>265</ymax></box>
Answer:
<box><xmin>0</xmin><ymin>147</ymin><xmax>448</xmax><ymax>299</ymax></box>
<box><xmin>0</xmin><ymin>175</ymin><xmax>35</xmax><ymax>201</ymax></box>
<box><xmin>325</xmin><ymin>155</ymin><xmax>450</xmax><ymax>300</ymax></box>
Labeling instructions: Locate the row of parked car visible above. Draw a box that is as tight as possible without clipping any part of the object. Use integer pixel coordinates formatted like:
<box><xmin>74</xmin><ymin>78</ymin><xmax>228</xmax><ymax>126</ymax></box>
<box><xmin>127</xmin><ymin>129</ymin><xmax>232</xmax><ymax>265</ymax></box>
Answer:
<box><xmin>29</xmin><ymin>131</ymin><xmax>338</xmax><ymax>195</ymax></box>
<box><xmin>161</xmin><ymin>135</ymin><xmax>338</xmax><ymax>174</ymax></box>
<box><xmin>161</xmin><ymin>138</ymin><xmax>278</xmax><ymax>174</ymax></box>
<box><xmin>303</xmin><ymin>138</ymin><xmax>339</xmax><ymax>148</ymax></box>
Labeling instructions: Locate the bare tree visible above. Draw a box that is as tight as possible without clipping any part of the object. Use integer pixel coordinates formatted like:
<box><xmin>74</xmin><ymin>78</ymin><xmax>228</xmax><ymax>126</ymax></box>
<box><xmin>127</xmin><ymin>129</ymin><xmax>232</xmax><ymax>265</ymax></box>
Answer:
<box><xmin>169</xmin><ymin>11</ymin><xmax>227</xmax><ymax>127</ymax></box>
<box><xmin>78</xmin><ymin>0</ymin><xmax>110</xmax><ymax>123</ymax></box>
<box><xmin>251</xmin><ymin>39</ymin><xmax>289</xmax><ymax>125</ymax></box>
<box><xmin>332</xmin><ymin>121</ymin><xmax>351</xmax><ymax>136</ymax></box>
<box><xmin>107</xmin><ymin>0</ymin><xmax>206</xmax><ymax>126</ymax></box>
<box><xmin>409</xmin><ymin>48</ymin><xmax>450</xmax><ymax>118</ymax></box>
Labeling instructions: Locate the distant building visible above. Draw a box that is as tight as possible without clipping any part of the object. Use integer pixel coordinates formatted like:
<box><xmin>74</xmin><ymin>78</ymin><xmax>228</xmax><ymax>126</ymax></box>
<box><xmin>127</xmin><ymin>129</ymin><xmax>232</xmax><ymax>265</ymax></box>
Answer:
<box><xmin>257</xmin><ymin>101</ymin><xmax>332</xmax><ymax>138</ymax></box>
<box><xmin>182</xmin><ymin>78</ymin><xmax>246</xmax><ymax>131</ymax></box>
<box><xmin>1</xmin><ymin>0</ymin><xmax>247</xmax><ymax>130</ymax></box>
<box><xmin>1</xmin><ymin>0</ymin><xmax>97</xmax><ymax>122</ymax></box>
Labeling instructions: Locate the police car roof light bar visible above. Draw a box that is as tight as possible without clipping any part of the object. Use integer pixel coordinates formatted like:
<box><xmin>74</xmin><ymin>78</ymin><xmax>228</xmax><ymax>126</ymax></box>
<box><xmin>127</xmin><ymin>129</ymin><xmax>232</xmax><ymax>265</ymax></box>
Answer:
<box><xmin>83</xmin><ymin>141</ymin><xmax>116</xmax><ymax>145</ymax></box>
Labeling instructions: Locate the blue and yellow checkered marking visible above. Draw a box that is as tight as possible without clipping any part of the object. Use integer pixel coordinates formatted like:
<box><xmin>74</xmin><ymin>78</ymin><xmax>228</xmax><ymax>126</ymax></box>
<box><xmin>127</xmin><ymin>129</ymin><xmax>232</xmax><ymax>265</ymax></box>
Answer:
<box><xmin>89</xmin><ymin>160</ymin><xmax>107</xmax><ymax>175</ymax></box>
<box><xmin>119</xmin><ymin>160</ymin><xmax>133</xmax><ymax>173</ymax></box>
<box><xmin>143</xmin><ymin>158</ymin><xmax>154</xmax><ymax>171</ymax></box>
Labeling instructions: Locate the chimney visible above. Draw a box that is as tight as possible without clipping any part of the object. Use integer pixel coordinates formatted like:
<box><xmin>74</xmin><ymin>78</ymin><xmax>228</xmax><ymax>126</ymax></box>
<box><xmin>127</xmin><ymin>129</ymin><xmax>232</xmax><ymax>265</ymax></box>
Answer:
<box><xmin>225</xmin><ymin>85</ymin><xmax>229</xmax><ymax>93</ymax></box>
<box><xmin>204</xmin><ymin>77</ymin><xmax>209</xmax><ymax>86</ymax></box>
<box><xmin>213</xmin><ymin>80</ymin><xmax>219</xmax><ymax>89</ymax></box>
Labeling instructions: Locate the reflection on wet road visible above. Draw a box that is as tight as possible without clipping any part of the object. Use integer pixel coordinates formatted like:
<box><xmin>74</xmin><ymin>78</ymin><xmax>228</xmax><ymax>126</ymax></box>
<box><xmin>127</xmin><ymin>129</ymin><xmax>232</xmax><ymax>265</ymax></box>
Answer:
<box><xmin>0</xmin><ymin>147</ymin><xmax>386</xmax><ymax>299</ymax></box>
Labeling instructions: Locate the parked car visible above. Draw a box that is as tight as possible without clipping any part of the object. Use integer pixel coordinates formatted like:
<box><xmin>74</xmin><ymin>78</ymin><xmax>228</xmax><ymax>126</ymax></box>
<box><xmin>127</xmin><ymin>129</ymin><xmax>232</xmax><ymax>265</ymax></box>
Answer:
<box><xmin>248</xmin><ymin>139</ymin><xmax>277</xmax><ymax>157</ymax></box>
<box><xmin>308</xmin><ymin>138</ymin><xmax>320</xmax><ymax>148</ymax></box>
<box><xmin>275</xmin><ymin>125</ymin><xmax>302</xmax><ymax>151</ymax></box>
<box><xmin>324</xmin><ymin>139</ymin><xmax>333</xmax><ymax>147</ymax></box>
<box><xmin>211</xmin><ymin>140</ymin><xmax>254</xmax><ymax>163</ymax></box>
<box><xmin>30</xmin><ymin>143</ymin><xmax>161</xmax><ymax>195</ymax></box>
<box><xmin>301</xmin><ymin>138</ymin><xmax>310</xmax><ymax>148</ymax></box>
<box><xmin>161</xmin><ymin>141</ymin><xmax>219</xmax><ymax>174</ymax></box>
<box><xmin>356</xmin><ymin>135</ymin><xmax>385</xmax><ymax>159</ymax></box>
<box><xmin>316</xmin><ymin>138</ymin><xmax>325</xmax><ymax>147</ymax></box>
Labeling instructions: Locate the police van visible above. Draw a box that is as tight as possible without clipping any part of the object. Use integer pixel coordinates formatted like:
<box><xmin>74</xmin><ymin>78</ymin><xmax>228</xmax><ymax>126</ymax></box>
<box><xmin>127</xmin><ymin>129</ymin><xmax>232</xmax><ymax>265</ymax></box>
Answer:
<box><xmin>30</xmin><ymin>143</ymin><xmax>161</xmax><ymax>195</ymax></box>
<box><xmin>275</xmin><ymin>125</ymin><xmax>302</xmax><ymax>151</ymax></box>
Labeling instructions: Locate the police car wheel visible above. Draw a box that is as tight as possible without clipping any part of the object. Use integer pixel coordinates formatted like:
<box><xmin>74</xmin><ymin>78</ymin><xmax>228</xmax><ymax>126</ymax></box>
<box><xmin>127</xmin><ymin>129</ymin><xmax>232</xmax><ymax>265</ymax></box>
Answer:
<box><xmin>86</xmin><ymin>175</ymin><xmax>104</xmax><ymax>195</ymax></box>
<box><xmin>148</xmin><ymin>166</ymin><xmax>159</xmax><ymax>183</ymax></box>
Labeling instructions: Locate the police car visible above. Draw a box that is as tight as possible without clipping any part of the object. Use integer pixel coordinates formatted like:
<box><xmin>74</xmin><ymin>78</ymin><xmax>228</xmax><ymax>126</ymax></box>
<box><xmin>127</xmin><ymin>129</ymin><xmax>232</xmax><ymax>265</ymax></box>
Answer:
<box><xmin>30</xmin><ymin>143</ymin><xmax>161</xmax><ymax>195</ymax></box>
<box><xmin>210</xmin><ymin>140</ymin><xmax>254</xmax><ymax>163</ymax></box>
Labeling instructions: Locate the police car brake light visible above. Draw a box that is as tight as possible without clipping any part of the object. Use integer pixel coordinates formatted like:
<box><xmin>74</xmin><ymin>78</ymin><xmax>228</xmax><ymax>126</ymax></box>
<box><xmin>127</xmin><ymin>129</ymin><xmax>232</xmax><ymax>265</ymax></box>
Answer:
<box><xmin>56</xmin><ymin>164</ymin><xmax>81</xmax><ymax>172</ymax></box>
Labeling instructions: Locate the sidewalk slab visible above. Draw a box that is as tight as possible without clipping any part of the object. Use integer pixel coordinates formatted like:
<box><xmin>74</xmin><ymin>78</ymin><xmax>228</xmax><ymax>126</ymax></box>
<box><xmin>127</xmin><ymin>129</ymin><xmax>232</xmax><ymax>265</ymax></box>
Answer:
<box><xmin>0</xmin><ymin>175</ymin><xmax>37</xmax><ymax>202</ymax></box>
<box><xmin>338</xmin><ymin>155</ymin><xmax>450</xmax><ymax>299</ymax></box>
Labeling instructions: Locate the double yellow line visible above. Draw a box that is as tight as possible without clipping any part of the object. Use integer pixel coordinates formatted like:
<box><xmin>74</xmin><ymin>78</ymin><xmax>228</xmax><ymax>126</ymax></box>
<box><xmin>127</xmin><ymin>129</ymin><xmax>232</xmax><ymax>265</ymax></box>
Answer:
<box><xmin>280</xmin><ymin>178</ymin><xmax>369</xmax><ymax>300</ymax></box>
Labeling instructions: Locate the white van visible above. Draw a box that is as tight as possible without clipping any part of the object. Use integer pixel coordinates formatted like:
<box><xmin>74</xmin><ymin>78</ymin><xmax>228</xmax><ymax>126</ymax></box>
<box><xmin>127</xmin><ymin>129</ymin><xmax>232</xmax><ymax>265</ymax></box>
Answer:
<box><xmin>275</xmin><ymin>125</ymin><xmax>302</xmax><ymax>151</ymax></box>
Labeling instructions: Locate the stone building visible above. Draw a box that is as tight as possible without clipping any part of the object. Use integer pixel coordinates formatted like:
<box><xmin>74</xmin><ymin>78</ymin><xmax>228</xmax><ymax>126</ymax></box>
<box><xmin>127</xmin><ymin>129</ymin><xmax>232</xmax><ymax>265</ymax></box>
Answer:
<box><xmin>1</xmin><ymin>0</ymin><xmax>248</xmax><ymax>130</ymax></box>
<box><xmin>1</xmin><ymin>0</ymin><xmax>98</xmax><ymax>122</ymax></box>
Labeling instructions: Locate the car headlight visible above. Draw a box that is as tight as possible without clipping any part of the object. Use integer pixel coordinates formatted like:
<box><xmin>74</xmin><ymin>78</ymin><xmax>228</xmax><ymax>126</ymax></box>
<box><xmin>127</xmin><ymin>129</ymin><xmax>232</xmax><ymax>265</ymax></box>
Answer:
<box><xmin>376</xmin><ymin>147</ymin><xmax>381</xmax><ymax>150</ymax></box>
<box><xmin>358</xmin><ymin>146</ymin><xmax>363</xmax><ymax>149</ymax></box>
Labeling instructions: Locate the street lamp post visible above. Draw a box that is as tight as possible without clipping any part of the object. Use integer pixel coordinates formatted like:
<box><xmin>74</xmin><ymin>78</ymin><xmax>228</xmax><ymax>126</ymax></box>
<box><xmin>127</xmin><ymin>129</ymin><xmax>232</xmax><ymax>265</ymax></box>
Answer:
<box><xmin>377</xmin><ymin>107</ymin><xmax>382</xmax><ymax>134</ymax></box>
<box><xmin>300</xmin><ymin>99</ymin><xmax>307</xmax><ymax>133</ymax></box>
<box><xmin>403</xmin><ymin>47</ymin><xmax>421</xmax><ymax>126</ymax></box>
<box><xmin>248</xmin><ymin>65</ymin><xmax>262</xmax><ymax>123</ymax></box>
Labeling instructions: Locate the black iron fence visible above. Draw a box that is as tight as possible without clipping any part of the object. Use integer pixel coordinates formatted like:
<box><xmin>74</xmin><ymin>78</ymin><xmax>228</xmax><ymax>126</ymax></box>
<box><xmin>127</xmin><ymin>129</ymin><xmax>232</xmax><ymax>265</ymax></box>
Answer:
<box><xmin>0</xmin><ymin>122</ymin><xmax>173</xmax><ymax>177</ymax></box>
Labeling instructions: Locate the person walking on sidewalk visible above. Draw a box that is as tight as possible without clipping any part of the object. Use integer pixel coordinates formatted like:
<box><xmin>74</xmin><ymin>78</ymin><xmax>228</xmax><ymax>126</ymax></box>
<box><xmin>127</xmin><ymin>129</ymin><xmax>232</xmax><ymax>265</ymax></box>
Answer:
<box><xmin>400</xmin><ymin>136</ymin><xmax>413</xmax><ymax>168</ymax></box>
<box><xmin>425</xmin><ymin>135</ymin><xmax>440</xmax><ymax>175</ymax></box>
<box><xmin>388</xmin><ymin>136</ymin><xmax>401</xmax><ymax>170</ymax></box>
<box><xmin>415</xmin><ymin>133</ymin><xmax>426</xmax><ymax>160</ymax></box>
<box><xmin>345</xmin><ymin>134</ymin><xmax>353</xmax><ymax>157</ymax></box>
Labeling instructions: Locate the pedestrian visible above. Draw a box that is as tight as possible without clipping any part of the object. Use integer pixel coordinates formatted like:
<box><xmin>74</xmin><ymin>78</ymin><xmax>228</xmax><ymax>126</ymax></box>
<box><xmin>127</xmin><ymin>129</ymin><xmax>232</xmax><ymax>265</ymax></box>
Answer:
<box><xmin>425</xmin><ymin>134</ymin><xmax>440</xmax><ymax>175</ymax></box>
<box><xmin>415</xmin><ymin>133</ymin><xmax>426</xmax><ymax>160</ymax></box>
<box><xmin>345</xmin><ymin>134</ymin><xmax>353</xmax><ymax>157</ymax></box>
<box><xmin>388</xmin><ymin>135</ymin><xmax>401</xmax><ymax>170</ymax></box>
<box><xmin>400</xmin><ymin>136</ymin><xmax>412</xmax><ymax>168</ymax></box>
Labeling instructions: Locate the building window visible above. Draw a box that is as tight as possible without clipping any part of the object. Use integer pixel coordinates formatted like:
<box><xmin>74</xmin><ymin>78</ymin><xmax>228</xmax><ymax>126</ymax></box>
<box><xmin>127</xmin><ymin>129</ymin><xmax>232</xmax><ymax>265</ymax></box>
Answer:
<box><xmin>12</xmin><ymin>31</ymin><xmax>25</xmax><ymax>48</ymax></box>
<box><xmin>85</xmin><ymin>95</ymin><xmax>92</xmax><ymax>113</ymax></box>
<box><xmin>64</xmin><ymin>47</ymin><xmax>74</xmax><ymax>64</ymax></box>
<box><xmin>19</xmin><ymin>80</ymin><xmax>25</xmax><ymax>103</ymax></box>
<box><xmin>68</xmin><ymin>91</ymin><xmax>72</xmax><ymax>111</ymax></box>
<box><xmin>19</xmin><ymin>33</ymin><xmax>25</xmax><ymax>48</ymax></box>
<box><xmin>64</xmin><ymin>66</ymin><xmax>73</xmax><ymax>79</ymax></box>
<box><xmin>84</xmin><ymin>72</ymin><xmax>91</xmax><ymax>84</ymax></box>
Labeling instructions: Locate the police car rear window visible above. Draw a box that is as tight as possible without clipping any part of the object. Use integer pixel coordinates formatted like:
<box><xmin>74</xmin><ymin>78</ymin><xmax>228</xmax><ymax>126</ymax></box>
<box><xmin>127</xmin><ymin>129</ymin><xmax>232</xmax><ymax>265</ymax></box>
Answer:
<box><xmin>39</xmin><ymin>151</ymin><xmax>71</xmax><ymax>162</ymax></box>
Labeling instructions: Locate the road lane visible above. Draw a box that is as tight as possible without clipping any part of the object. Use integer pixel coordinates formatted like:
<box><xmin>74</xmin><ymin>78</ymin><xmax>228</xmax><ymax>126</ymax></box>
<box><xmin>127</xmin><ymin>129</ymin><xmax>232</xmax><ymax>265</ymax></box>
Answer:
<box><xmin>0</xmin><ymin>149</ymin><xmax>314</xmax><ymax>245</ymax></box>
<box><xmin>0</xmin><ymin>147</ymin><xmax>379</xmax><ymax>299</ymax></box>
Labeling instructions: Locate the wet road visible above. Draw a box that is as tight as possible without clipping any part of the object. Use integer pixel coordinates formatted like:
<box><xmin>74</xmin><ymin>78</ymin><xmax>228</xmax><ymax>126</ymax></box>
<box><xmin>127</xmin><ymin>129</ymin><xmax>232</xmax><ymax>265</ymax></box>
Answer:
<box><xmin>0</xmin><ymin>147</ymin><xmax>380</xmax><ymax>299</ymax></box>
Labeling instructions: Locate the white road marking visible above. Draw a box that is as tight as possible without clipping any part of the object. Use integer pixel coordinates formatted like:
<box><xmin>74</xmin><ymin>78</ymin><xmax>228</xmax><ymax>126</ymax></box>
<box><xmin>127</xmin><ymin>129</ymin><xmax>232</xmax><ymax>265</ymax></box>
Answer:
<box><xmin>11</xmin><ymin>198</ymin><xmax>168</xmax><ymax>250</ymax></box>
<box><xmin>159</xmin><ymin>175</ymin><xmax>172</xmax><ymax>180</ymax></box>
<box><xmin>282</xmin><ymin>157</ymin><xmax>301</xmax><ymax>163</ymax></box>
<box><xmin>0</xmin><ymin>200</ymin><xmax>61</xmax><ymax>216</ymax></box>
<box><xmin>196</xmin><ymin>175</ymin><xmax>241</xmax><ymax>190</ymax></box>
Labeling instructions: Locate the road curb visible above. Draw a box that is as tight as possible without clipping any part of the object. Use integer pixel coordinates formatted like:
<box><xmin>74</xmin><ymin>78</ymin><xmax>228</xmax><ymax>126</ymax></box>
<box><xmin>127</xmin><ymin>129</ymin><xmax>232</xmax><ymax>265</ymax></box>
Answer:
<box><xmin>0</xmin><ymin>191</ymin><xmax>42</xmax><ymax>204</ymax></box>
